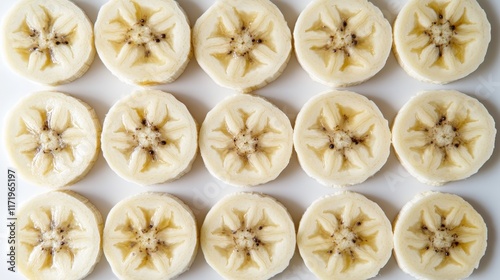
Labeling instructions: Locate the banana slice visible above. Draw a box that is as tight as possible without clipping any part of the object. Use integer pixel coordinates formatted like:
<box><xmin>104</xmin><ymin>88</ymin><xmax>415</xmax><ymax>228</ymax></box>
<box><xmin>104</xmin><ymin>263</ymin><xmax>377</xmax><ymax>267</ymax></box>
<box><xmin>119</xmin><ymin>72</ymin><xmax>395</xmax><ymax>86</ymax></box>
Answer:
<box><xmin>199</xmin><ymin>94</ymin><xmax>293</xmax><ymax>187</ymax></box>
<box><xmin>294</xmin><ymin>91</ymin><xmax>391</xmax><ymax>187</ymax></box>
<box><xmin>1</xmin><ymin>0</ymin><xmax>95</xmax><ymax>85</ymax></box>
<box><xmin>104</xmin><ymin>192</ymin><xmax>198</xmax><ymax>280</ymax></box>
<box><xmin>297</xmin><ymin>191</ymin><xmax>393</xmax><ymax>280</ymax></box>
<box><xmin>95</xmin><ymin>0</ymin><xmax>191</xmax><ymax>86</ymax></box>
<box><xmin>294</xmin><ymin>0</ymin><xmax>392</xmax><ymax>87</ymax></box>
<box><xmin>17</xmin><ymin>190</ymin><xmax>103</xmax><ymax>280</ymax></box>
<box><xmin>101</xmin><ymin>89</ymin><xmax>198</xmax><ymax>186</ymax></box>
<box><xmin>192</xmin><ymin>0</ymin><xmax>292</xmax><ymax>93</ymax></box>
<box><xmin>394</xmin><ymin>191</ymin><xmax>487</xmax><ymax>280</ymax></box>
<box><xmin>201</xmin><ymin>192</ymin><xmax>295</xmax><ymax>280</ymax></box>
<box><xmin>393</xmin><ymin>0</ymin><xmax>491</xmax><ymax>84</ymax></box>
<box><xmin>3</xmin><ymin>91</ymin><xmax>100</xmax><ymax>188</ymax></box>
<box><xmin>392</xmin><ymin>90</ymin><xmax>496</xmax><ymax>186</ymax></box>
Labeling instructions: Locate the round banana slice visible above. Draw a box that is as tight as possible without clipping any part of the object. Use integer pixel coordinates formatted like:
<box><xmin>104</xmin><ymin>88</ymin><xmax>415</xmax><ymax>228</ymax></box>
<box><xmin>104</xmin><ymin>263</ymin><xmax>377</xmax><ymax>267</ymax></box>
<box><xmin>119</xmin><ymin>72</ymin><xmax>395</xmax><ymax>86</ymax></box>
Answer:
<box><xmin>104</xmin><ymin>192</ymin><xmax>198</xmax><ymax>280</ymax></box>
<box><xmin>392</xmin><ymin>90</ymin><xmax>496</xmax><ymax>186</ymax></box>
<box><xmin>393</xmin><ymin>0</ymin><xmax>491</xmax><ymax>84</ymax></box>
<box><xmin>4</xmin><ymin>91</ymin><xmax>100</xmax><ymax>188</ymax></box>
<box><xmin>101</xmin><ymin>89</ymin><xmax>198</xmax><ymax>186</ymax></box>
<box><xmin>298</xmin><ymin>191</ymin><xmax>393</xmax><ymax>280</ymax></box>
<box><xmin>95</xmin><ymin>0</ymin><xmax>191</xmax><ymax>86</ymax></box>
<box><xmin>201</xmin><ymin>192</ymin><xmax>295</xmax><ymax>280</ymax></box>
<box><xmin>394</xmin><ymin>191</ymin><xmax>487</xmax><ymax>280</ymax></box>
<box><xmin>294</xmin><ymin>91</ymin><xmax>391</xmax><ymax>187</ymax></box>
<box><xmin>199</xmin><ymin>94</ymin><xmax>293</xmax><ymax>187</ymax></box>
<box><xmin>18</xmin><ymin>190</ymin><xmax>103</xmax><ymax>280</ymax></box>
<box><xmin>1</xmin><ymin>0</ymin><xmax>95</xmax><ymax>85</ymax></box>
<box><xmin>294</xmin><ymin>0</ymin><xmax>392</xmax><ymax>87</ymax></box>
<box><xmin>193</xmin><ymin>0</ymin><xmax>292</xmax><ymax>93</ymax></box>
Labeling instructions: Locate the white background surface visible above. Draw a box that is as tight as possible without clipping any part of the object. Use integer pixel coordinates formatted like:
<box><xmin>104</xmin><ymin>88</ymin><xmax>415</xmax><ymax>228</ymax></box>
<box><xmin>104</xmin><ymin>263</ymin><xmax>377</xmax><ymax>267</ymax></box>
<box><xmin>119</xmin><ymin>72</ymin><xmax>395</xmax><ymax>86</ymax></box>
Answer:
<box><xmin>0</xmin><ymin>0</ymin><xmax>499</xmax><ymax>279</ymax></box>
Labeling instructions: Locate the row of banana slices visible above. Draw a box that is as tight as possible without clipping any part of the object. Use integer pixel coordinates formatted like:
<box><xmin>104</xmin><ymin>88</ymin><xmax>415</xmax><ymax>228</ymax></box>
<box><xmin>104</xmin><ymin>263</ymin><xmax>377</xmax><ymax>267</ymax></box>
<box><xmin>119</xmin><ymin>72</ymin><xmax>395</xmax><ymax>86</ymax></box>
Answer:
<box><xmin>1</xmin><ymin>0</ymin><xmax>491</xmax><ymax>90</ymax></box>
<box><xmin>17</xmin><ymin>189</ymin><xmax>487</xmax><ymax>280</ymax></box>
<box><xmin>4</xmin><ymin>88</ymin><xmax>496</xmax><ymax>188</ymax></box>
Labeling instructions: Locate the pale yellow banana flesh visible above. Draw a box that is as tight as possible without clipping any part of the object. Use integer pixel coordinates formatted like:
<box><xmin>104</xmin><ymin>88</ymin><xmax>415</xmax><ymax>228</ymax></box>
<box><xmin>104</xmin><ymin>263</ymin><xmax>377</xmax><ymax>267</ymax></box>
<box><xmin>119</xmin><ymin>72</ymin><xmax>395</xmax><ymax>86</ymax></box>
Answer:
<box><xmin>101</xmin><ymin>89</ymin><xmax>198</xmax><ymax>186</ymax></box>
<box><xmin>294</xmin><ymin>90</ymin><xmax>391</xmax><ymax>187</ymax></box>
<box><xmin>4</xmin><ymin>91</ymin><xmax>101</xmax><ymax>188</ymax></box>
<box><xmin>393</xmin><ymin>191</ymin><xmax>487</xmax><ymax>280</ymax></box>
<box><xmin>1</xmin><ymin>0</ymin><xmax>95</xmax><ymax>85</ymax></box>
<box><xmin>392</xmin><ymin>90</ymin><xmax>496</xmax><ymax>186</ymax></box>
<box><xmin>297</xmin><ymin>191</ymin><xmax>393</xmax><ymax>280</ymax></box>
<box><xmin>95</xmin><ymin>0</ymin><xmax>191</xmax><ymax>86</ymax></box>
<box><xmin>201</xmin><ymin>192</ymin><xmax>295</xmax><ymax>280</ymax></box>
<box><xmin>294</xmin><ymin>0</ymin><xmax>392</xmax><ymax>87</ymax></box>
<box><xmin>103</xmin><ymin>192</ymin><xmax>198</xmax><ymax>280</ymax></box>
<box><xmin>393</xmin><ymin>0</ymin><xmax>491</xmax><ymax>84</ymax></box>
<box><xmin>193</xmin><ymin>0</ymin><xmax>291</xmax><ymax>92</ymax></box>
<box><xmin>17</xmin><ymin>190</ymin><xmax>103</xmax><ymax>280</ymax></box>
<box><xmin>199</xmin><ymin>94</ymin><xmax>293</xmax><ymax>187</ymax></box>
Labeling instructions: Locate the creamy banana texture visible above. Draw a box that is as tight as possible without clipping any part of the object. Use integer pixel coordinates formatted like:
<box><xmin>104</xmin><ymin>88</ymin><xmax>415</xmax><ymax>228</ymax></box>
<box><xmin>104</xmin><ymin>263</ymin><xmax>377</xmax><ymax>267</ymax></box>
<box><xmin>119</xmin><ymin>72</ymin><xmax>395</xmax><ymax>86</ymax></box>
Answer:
<box><xmin>393</xmin><ymin>0</ymin><xmax>491</xmax><ymax>83</ymax></box>
<box><xmin>201</xmin><ymin>192</ymin><xmax>295</xmax><ymax>280</ymax></box>
<box><xmin>193</xmin><ymin>0</ymin><xmax>291</xmax><ymax>92</ymax></box>
<box><xmin>103</xmin><ymin>193</ymin><xmax>197</xmax><ymax>279</ymax></box>
<box><xmin>394</xmin><ymin>192</ymin><xmax>487</xmax><ymax>280</ymax></box>
<box><xmin>392</xmin><ymin>90</ymin><xmax>496</xmax><ymax>186</ymax></box>
<box><xmin>294</xmin><ymin>0</ymin><xmax>393</xmax><ymax>87</ymax></box>
<box><xmin>101</xmin><ymin>90</ymin><xmax>198</xmax><ymax>186</ymax></box>
<box><xmin>4</xmin><ymin>91</ymin><xmax>100</xmax><ymax>188</ymax></box>
<box><xmin>1</xmin><ymin>0</ymin><xmax>95</xmax><ymax>85</ymax></box>
<box><xmin>298</xmin><ymin>192</ymin><xmax>393</xmax><ymax>280</ymax></box>
<box><xmin>17</xmin><ymin>191</ymin><xmax>103</xmax><ymax>280</ymax></box>
<box><xmin>294</xmin><ymin>90</ymin><xmax>391</xmax><ymax>187</ymax></box>
<box><xmin>199</xmin><ymin>94</ymin><xmax>293</xmax><ymax>187</ymax></box>
<box><xmin>94</xmin><ymin>0</ymin><xmax>191</xmax><ymax>85</ymax></box>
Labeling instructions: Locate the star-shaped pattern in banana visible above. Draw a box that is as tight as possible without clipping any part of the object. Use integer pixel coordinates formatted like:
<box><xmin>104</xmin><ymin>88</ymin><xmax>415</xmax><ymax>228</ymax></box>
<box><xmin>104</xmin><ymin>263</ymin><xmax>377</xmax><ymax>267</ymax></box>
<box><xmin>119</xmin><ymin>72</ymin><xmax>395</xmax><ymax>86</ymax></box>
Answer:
<box><xmin>306</xmin><ymin>206</ymin><xmax>378</xmax><ymax>273</ymax></box>
<box><xmin>206</xmin><ymin>7</ymin><xmax>277</xmax><ymax>77</ymax></box>
<box><xmin>305</xmin><ymin>5</ymin><xmax>375</xmax><ymax>73</ymax></box>
<box><xmin>407</xmin><ymin>102</ymin><xmax>478</xmax><ymax>170</ymax></box>
<box><xmin>408</xmin><ymin>1</ymin><xmax>478</xmax><ymax>69</ymax></box>
<box><xmin>209</xmin><ymin>207</ymin><xmax>283</xmax><ymax>271</ymax></box>
<box><xmin>407</xmin><ymin>205</ymin><xmax>481</xmax><ymax>270</ymax></box>
<box><xmin>304</xmin><ymin>103</ymin><xmax>374</xmax><ymax>173</ymax></box>
<box><xmin>19</xmin><ymin>208</ymin><xmax>87</xmax><ymax>270</ymax></box>
<box><xmin>104</xmin><ymin>1</ymin><xmax>177</xmax><ymax>66</ymax></box>
<box><xmin>110</xmin><ymin>102</ymin><xmax>184</xmax><ymax>173</ymax></box>
<box><xmin>16</xmin><ymin>106</ymin><xmax>85</xmax><ymax>176</ymax></box>
<box><xmin>13</xmin><ymin>5</ymin><xmax>77</xmax><ymax>70</ymax></box>
<box><xmin>113</xmin><ymin>207</ymin><xmax>185</xmax><ymax>272</ymax></box>
<box><xmin>210</xmin><ymin>109</ymin><xmax>284</xmax><ymax>174</ymax></box>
